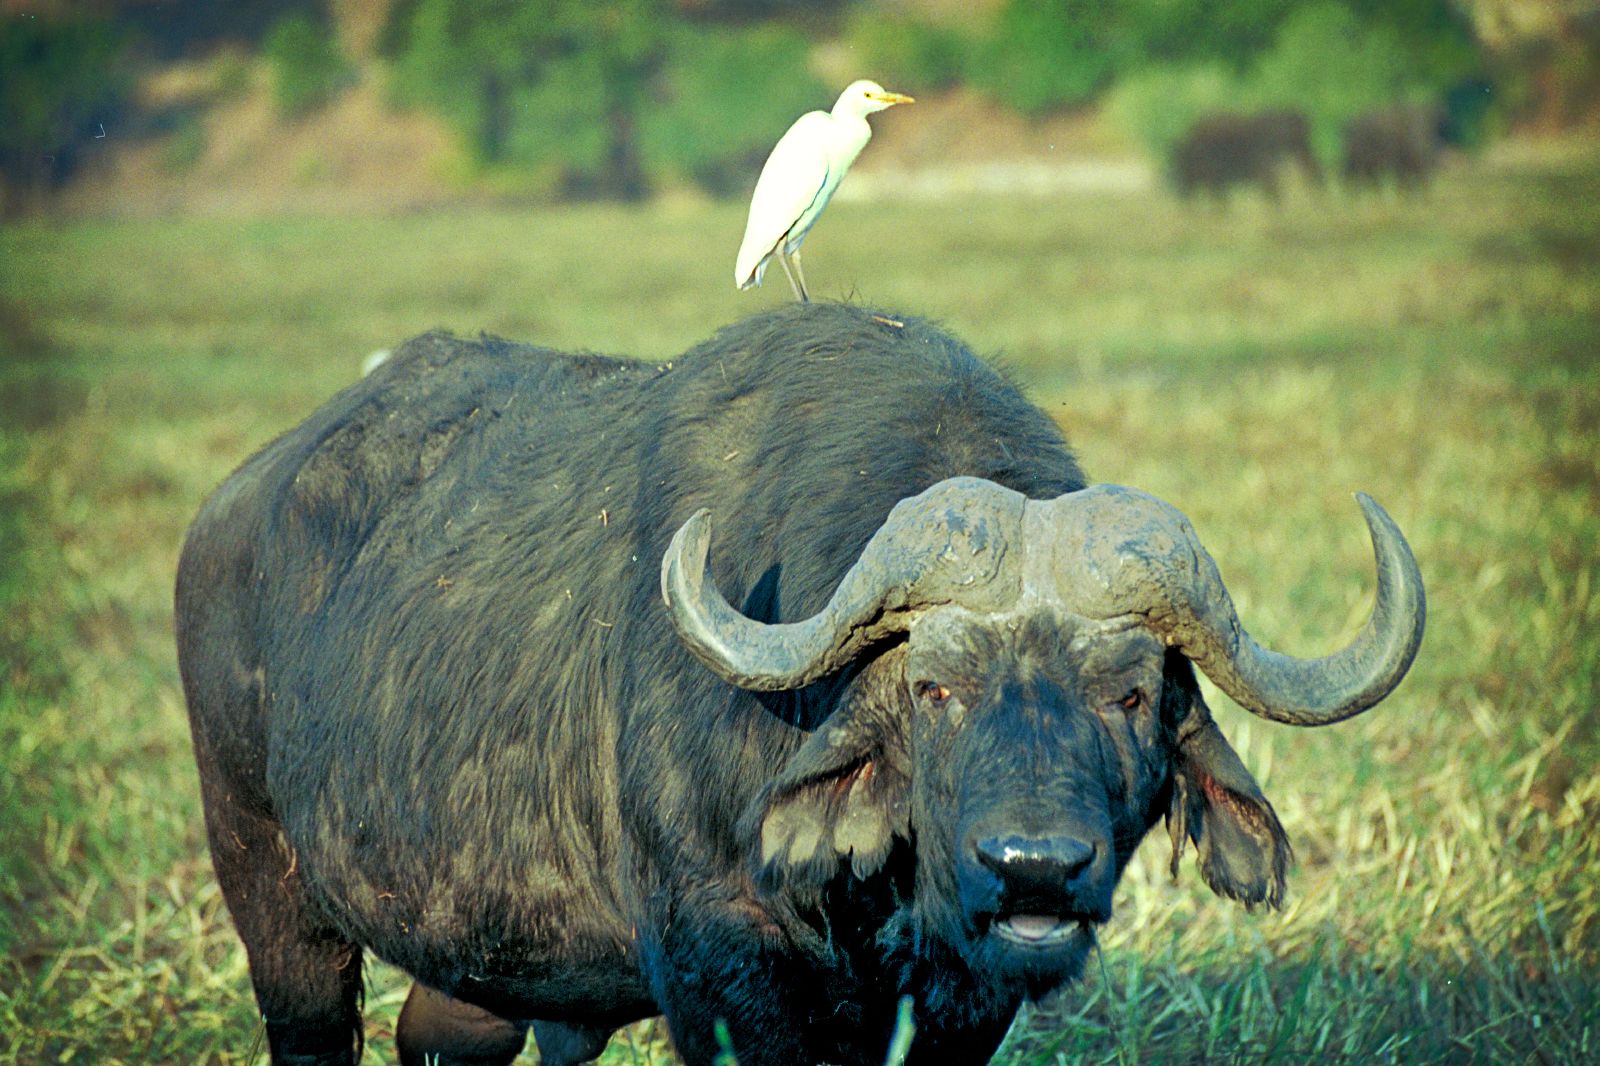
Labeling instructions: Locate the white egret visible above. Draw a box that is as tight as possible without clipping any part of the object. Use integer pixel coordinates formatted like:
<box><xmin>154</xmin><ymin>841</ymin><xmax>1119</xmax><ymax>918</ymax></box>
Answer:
<box><xmin>734</xmin><ymin>79</ymin><xmax>914</xmax><ymax>302</ymax></box>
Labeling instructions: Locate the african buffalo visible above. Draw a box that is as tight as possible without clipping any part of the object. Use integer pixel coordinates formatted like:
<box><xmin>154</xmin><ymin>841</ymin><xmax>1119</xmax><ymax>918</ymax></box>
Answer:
<box><xmin>1171</xmin><ymin>110</ymin><xmax>1322</xmax><ymax>199</ymax></box>
<box><xmin>1343</xmin><ymin>103</ymin><xmax>1449</xmax><ymax>189</ymax></box>
<box><xmin>176</xmin><ymin>303</ymin><xmax>1425</xmax><ymax>1065</ymax></box>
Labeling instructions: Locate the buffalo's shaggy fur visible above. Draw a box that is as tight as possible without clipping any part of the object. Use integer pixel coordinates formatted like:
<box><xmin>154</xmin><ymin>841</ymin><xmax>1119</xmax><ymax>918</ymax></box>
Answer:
<box><xmin>1170</xmin><ymin>110</ymin><xmax>1321</xmax><ymax>199</ymax></box>
<box><xmin>179</xmin><ymin>303</ymin><xmax>1302</xmax><ymax>1066</ymax></box>
<box><xmin>179</xmin><ymin>305</ymin><xmax>1097</xmax><ymax>1062</ymax></box>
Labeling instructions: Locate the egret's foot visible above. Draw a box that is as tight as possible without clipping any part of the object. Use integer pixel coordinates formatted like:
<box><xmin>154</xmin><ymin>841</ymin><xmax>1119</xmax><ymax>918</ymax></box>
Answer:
<box><xmin>777</xmin><ymin>252</ymin><xmax>808</xmax><ymax>303</ymax></box>
<box><xmin>789</xmin><ymin>249</ymin><xmax>811</xmax><ymax>303</ymax></box>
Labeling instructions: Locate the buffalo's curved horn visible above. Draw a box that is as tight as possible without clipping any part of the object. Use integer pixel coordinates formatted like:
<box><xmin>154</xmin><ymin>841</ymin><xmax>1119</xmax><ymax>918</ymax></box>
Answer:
<box><xmin>1175</xmin><ymin>492</ymin><xmax>1425</xmax><ymax>725</ymax></box>
<box><xmin>1038</xmin><ymin>486</ymin><xmax>1425</xmax><ymax>726</ymax></box>
<box><xmin>661</xmin><ymin>477</ymin><xmax>1026</xmax><ymax>691</ymax></box>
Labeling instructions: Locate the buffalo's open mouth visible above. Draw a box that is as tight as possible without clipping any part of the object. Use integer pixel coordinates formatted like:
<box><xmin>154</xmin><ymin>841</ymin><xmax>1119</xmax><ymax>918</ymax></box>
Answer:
<box><xmin>992</xmin><ymin>913</ymin><xmax>1094</xmax><ymax>947</ymax></box>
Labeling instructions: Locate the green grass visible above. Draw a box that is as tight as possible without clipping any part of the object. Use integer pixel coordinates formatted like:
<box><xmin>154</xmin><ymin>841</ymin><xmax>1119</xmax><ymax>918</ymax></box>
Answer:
<box><xmin>2</xmin><ymin>138</ymin><xmax>1597</xmax><ymax>1063</ymax></box>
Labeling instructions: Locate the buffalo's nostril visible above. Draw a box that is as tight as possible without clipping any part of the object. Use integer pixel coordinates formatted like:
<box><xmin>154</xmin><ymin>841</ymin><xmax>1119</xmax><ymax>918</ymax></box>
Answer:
<box><xmin>974</xmin><ymin>834</ymin><xmax>1097</xmax><ymax>896</ymax></box>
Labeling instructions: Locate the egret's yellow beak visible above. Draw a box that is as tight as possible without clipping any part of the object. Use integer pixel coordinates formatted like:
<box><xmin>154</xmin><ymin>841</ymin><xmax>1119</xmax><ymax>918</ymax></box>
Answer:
<box><xmin>866</xmin><ymin>91</ymin><xmax>915</xmax><ymax>106</ymax></box>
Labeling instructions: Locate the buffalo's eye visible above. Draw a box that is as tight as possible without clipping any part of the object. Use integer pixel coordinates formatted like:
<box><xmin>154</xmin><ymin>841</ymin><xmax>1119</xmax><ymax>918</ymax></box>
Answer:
<box><xmin>1114</xmin><ymin>688</ymin><xmax>1144</xmax><ymax>712</ymax></box>
<box><xmin>915</xmin><ymin>680</ymin><xmax>951</xmax><ymax>704</ymax></box>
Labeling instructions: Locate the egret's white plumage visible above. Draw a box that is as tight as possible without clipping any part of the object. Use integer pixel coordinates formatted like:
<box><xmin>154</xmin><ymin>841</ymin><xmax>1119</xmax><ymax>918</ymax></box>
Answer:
<box><xmin>735</xmin><ymin>79</ymin><xmax>913</xmax><ymax>301</ymax></box>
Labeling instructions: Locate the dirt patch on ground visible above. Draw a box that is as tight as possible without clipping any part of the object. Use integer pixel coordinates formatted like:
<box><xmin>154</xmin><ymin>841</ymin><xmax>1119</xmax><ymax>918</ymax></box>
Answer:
<box><xmin>59</xmin><ymin>58</ymin><xmax>467</xmax><ymax>218</ymax></box>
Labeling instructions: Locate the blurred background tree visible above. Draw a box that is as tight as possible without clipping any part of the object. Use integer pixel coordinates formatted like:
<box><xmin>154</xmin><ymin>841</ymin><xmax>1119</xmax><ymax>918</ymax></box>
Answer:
<box><xmin>968</xmin><ymin>0</ymin><xmax>1121</xmax><ymax>115</ymax></box>
<box><xmin>385</xmin><ymin>0</ymin><xmax>663</xmax><ymax>198</ymax></box>
<box><xmin>264</xmin><ymin>11</ymin><xmax>355</xmax><ymax>117</ymax></box>
<box><xmin>1110</xmin><ymin>0</ymin><xmax>1288</xmax><ymax>69</ymax></box>
<box><xmin>638</xmin><ymin>20</ymin><xmax>826</xmax><ymax>195</ymax></box>
<box><xmin>0</xmin><ymin>9</ymin><xmax>131</xmax><ymax>214</ymax></box>
<box><xmin>99</xmin><ymin>0</ymin><xmax>328</xmax><ymax>57</ymax></box>
<box><xmin>842</xmin><ymin>4</ymin><xmax>968</xmax><ymax>94</ymax></box>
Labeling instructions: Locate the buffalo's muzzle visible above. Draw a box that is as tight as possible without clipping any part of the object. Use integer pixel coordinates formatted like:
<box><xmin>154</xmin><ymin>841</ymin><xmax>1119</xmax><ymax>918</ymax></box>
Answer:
<box><xmin>963</xmin><ymin>831</ymin><xmax>1114</xmax><ymax>945</ymax></box>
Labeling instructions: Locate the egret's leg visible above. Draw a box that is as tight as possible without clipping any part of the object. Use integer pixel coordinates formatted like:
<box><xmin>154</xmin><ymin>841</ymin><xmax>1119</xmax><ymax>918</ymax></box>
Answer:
<box><xmin>776</xmin><ymin>252</ymin><xmax>807</xmax><ymax>303</ymax></box>
<box><xmin>789</xmin><ymin>248</ymin><xmax>811</xmax><ymax>303</ymax></box>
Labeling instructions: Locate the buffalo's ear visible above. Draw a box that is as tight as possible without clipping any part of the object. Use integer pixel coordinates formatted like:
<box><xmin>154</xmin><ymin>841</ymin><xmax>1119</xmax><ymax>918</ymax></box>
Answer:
<box><xmin>740</xmin><ymin>673</ymin><xmax>911</xmax><ymax>902</ymax></box>
<box><xmin>1166</xmin><ymin>690</ymin><xmax>1292</xmax><ymax>908</ymax></box>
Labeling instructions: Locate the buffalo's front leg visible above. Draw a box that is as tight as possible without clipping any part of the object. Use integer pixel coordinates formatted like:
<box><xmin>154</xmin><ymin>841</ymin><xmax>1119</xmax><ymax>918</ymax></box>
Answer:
<box><xmin>648</xmin><ymin>927</ymin><xmax>809</xmax><ymax>1064</ymax></box>
<box><xmin>640</xmin><ymin>892</ymin><xmax>884</xmax><ymax>1066</ymax></box>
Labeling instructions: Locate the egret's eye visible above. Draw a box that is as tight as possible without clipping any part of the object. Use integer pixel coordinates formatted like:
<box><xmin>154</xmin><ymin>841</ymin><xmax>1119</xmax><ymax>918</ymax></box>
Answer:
<box><xmin>915</xmin><ymin>680</ymin><xmax>951</xmax><ymax>704</ymax></box>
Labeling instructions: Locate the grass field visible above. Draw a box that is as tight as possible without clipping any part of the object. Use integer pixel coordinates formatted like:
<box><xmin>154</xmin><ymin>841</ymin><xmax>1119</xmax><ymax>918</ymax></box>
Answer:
<box><xmin>2</xmin><ymin>138</ymin><xmax>1597</xmax><ymax>1064</ymax></box>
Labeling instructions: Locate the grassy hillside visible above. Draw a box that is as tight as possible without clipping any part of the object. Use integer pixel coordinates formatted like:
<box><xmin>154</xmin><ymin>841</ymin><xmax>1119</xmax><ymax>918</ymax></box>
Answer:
<box><xmin>1</xmin><ymin>138</ymin><xmax>1596</xmax><ymax>1063</ymax></box>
